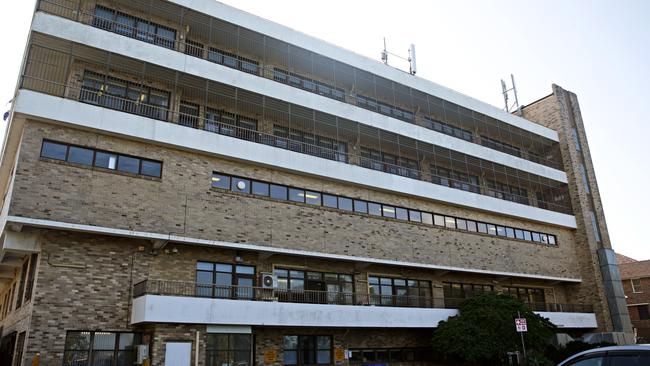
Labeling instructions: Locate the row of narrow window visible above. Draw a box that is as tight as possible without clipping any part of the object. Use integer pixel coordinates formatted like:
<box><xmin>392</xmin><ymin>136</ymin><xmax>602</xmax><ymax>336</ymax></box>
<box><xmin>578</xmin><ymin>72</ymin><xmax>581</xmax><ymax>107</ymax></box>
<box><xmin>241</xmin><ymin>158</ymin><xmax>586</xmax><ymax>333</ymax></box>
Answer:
<box><xmin>89</xmin><ymin>5</ymin><xmax>543</xmax><ymax>165</ymax></box>
<box><xmin>41</xmin><ymin>140</ymin><xmax>162</xmax><ymax>178</ymax></box>
<box><xmin>211</xmin><ymin>172</ymin><xmax>558</xmax><ymax>245</ymax></box>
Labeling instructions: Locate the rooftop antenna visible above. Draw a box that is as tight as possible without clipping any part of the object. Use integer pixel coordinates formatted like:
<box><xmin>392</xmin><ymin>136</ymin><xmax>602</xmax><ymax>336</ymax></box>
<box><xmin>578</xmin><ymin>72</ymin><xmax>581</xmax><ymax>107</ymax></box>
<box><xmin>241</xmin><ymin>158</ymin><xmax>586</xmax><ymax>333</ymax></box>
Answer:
<box><xmin>381</xmin><ymin>38</ymin><xmax>417</xmax><ymax>75</ymax></box>
<box><xmin>501</xmin><ymin>74</ymin><xmax>521</xmax><ymax>115</ymax></box>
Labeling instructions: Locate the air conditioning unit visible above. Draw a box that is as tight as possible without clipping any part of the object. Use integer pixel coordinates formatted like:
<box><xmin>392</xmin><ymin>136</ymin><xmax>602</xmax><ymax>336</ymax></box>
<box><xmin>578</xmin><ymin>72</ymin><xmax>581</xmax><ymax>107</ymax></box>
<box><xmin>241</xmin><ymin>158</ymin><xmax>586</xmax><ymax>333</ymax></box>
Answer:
<box><xmin>260</xmin><ymin>273</ymin><xmax>278</xmax><ymax>288</ymax></box>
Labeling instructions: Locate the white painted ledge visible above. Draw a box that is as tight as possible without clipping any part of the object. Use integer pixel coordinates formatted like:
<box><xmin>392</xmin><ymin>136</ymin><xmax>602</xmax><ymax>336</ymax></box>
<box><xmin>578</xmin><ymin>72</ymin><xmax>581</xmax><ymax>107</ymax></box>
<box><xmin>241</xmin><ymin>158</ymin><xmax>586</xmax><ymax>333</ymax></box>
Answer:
<box><xmin>537</xmin><ymin>311</ymin><xmax>598</xmax><ymax>329</ymax></box>
<box><xmin>14</xmin><ymin>90</ymin><xmax>577</xmax><ymax>228</ymax></box>
<box><xmin>31</xmin><ymin>11</ymin><xmax>567</xmax><ymax>184</ymax></box>
<box><xmin>131</xmin><ymin>295</ymin><xmax>597</xmax><ymax>329</ymax></box>
<box><xmin>169</xmin><ymin>0</ymin><xmax>559</xmax><ymax>141</ymax></box>
<box><xmin>5</xmin><ymin>215</ymin><xmax>583</xmax><ymax>283</ymax></box>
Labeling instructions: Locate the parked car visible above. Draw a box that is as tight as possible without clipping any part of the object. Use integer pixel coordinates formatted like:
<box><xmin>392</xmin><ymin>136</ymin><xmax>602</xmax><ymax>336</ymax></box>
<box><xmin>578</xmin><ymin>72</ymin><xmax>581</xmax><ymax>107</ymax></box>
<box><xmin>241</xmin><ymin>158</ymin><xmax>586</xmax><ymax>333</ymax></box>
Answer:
<box><xmin>557</xmin><ymin>345</ymin><xmax>650</xmax><ymax>366</ymax></box>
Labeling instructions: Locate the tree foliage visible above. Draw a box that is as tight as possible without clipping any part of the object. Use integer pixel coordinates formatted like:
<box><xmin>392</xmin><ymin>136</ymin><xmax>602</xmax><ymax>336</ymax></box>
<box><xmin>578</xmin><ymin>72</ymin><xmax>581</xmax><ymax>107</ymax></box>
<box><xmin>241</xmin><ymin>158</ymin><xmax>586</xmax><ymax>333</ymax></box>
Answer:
<box><xmin>432</xmin><ymin>292</ymin><xmax>557</xmax><ymax>365</ymax></box>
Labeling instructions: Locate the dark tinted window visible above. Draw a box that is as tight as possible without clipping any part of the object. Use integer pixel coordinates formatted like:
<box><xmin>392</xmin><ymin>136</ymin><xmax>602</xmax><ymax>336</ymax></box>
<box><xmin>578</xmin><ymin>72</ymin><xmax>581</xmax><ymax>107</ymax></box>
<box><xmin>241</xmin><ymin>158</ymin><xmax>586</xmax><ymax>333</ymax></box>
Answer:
<box><xmin>140</xmin><ymin>160</ymin><xmax>162</xmax><ymax>177</ymax></box>
<box><xmin>212</xmin><ymin>173</ymin><xmax>230</xmax><ymax>189</ymax></box>
<box><xmin>67</xmin><ymin>146</ymin><xmax>94</xmax><ymax>166</ymax></box>
<box><xmin>41</xmin><ymin>141</ymin><xmax>68</xmax><ymax>160</ymax></box>
<box><xmin>270</xmin><ymin>184</ymin><xmax>288</xmax><ymax>200</ymax></box>
<box><xmin>117</xmin><ymin>156</ymin><xmax>140</xmax><ymax>174</ymax></box>
<box><xmin>252</xmin><ymin>181</ymin><xmax>269</xmax><ymax>196</ymax></box>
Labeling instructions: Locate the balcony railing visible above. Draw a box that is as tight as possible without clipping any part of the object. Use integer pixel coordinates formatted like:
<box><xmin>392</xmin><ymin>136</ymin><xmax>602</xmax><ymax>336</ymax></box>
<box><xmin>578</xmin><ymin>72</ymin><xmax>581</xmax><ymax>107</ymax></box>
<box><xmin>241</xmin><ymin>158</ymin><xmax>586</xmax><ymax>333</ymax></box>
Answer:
<box><xmin>134</xmin><ymin>280</ymin><xmax>594</xmax><ymax>313</ymax></box>
<box><xmin>134</xmin><ymin>279</ymin><xmax>437</xmax><ymax>308</ymax></box>
<box><xmin>36</xmin><ymin>0</ymin><xmax>564</xmax><ymax>171</ymax></box>
<box><xmin>443</xmin><ymin>298</ymin><xmax>594</xmax><ymax>313</ymax></box>
<box><xmin>21</xmin><ymin>76</ymin><xmax>572</xmax><ymax>214</ymax></box>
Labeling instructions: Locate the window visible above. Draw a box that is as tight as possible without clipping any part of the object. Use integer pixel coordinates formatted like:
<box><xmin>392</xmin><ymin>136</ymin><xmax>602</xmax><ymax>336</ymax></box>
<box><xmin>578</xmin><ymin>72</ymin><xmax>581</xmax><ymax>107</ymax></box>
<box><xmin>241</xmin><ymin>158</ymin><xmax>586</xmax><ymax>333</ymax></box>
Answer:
<box><xmin>571</xmin><ymin>128</ymin><xmax>582</xmax><ymax>152</ymax></box>
<box><xmin>431</xmin><ymin>166</ymin><xmax>479</xmax><ymax>193</ymax></box>
<box><xmin>24</xmin><ymin>254</ymin><xmax>37</xmax><ymax>302</ymax></box>
<box><xmin>80</xmin><ymin>71</ymin><xmax>170</xmax><ymax>121</ymax></box>
<box><xmin>359</xmin><ymin>147</ymin><xmax>419</xmax><ymax>179</ymax></box>
<box><xmin>208</xmin><ymin>172</ymin><xmax>558</xmax><ymax>247</ymax></box>
<box><xmin>323</xmin><ymin>194</ymin><xmax>337</xmax><ymax>208</ymax></box>
<box><xmin>480</xmin><ymin>135</ymin><xmax>521</xmax><ymax>157</ymax></box>
<box><xmin>637</xmin><ymin>305</ymin><xmax>650</xmax><ymax>320</ymax></box>
<box><xmin>349</xmin><ymin>348</ymin><xmax>431</xmax><ymax>364</ymax></box>
<box><xmin>338</xmin><ymin>197</ymin><xmax>353</xmax><ymax>211</ymax></box>
<box><xmin>62</xmin><ymin>331</ymin><xmax>141</xmax><ymax>366</ymax></box>
<box><xmin>443</xmin><ymin>282</ymin><xmax>494</xmax><ymax>305</ymax></box>
<box><xmin>353</xmin><ymin>200</ymin><xmax>368</xmax><ymax>213</ymax></box>
<box><xmin>270</xmin><ymin>184</ymin><xmax>288</xmax><ymax>200</ymax></box>
<box><xmin>504</xmin><ymin>286</ymin><xmax>545</xmax><ymax>303</ymax></box>
<box><xmin>369</xmin><ymin>276</ymin><xmax>431</xmax><ymax>307</ymax></box>
<box><xmin>196</xmin><ymin>262</ymin><xmax>255</xmax><ymax>299</ymax></box>
<box><xmin>423</xmin><ymin>117</ymin><xmax>473</xmax><ymax>142</ymax></box>
<box><xmin>206</xmin><ymin>333</ymin><xmax>251</xmax><ymax>366</ymax></box>
<box><xmin>15</xmin><ymin>259</ymin><xmax>28</xmax><ymax>308</ymax></box>
<box><xmin>41</xmin><ymin>140</ymin><xmax>67</xmax><ymax>160</ymax></box>
<box><xmin>41</xmin><ymin>140</ymin><xmax>163</xmax><ymax>178</ymax></box>
<box><xmin>231</xmin><ymin>177</ymin><xmax>251</xmax><ymax>194</ymax></box>
<box><xmin>283</xmin><ymin>335</ymin><xmax>331</xmax><ymax>365</ymax></box>
<box><xmin>179</xmin><ymin>101</ymin><xmax>200</xmax><ymax>128</ymax></box>
<box><xmin>275</xmin><ymin>268</ymin><xmax>353</xmax><ymax>304</ymax></box>
<box><xmin>68</xmin><ymin>146</ymin><xmax>94</xmax><ymax>166</ymax></box>
<box><xmin>92</xmin><ymin>6</ymin><xmax>176</xmax><ymax>49</ymax></box>
<box><xmin>631</xmin><ymin>279</ymin><xmax>642</xmax><ymax>293</ymax></box>
<box><xmin>211</xmin><ymin>173</ymin><xmax>231</xmax><ymax>189</ymax></box>
<box><xmin>579</xmin><ymin>164</ymin><xmax>591</xmax><ymax>194</ymax></box>
<box><xmin>589</xmin><ymin>211</ymin><xmax>602</xmax><ymax>243</ymax></box>
<box><xmin>272</xmin><ymin>125</ymin><xmax>347</xmax><ymax>163</ymax></box>
<box><xmin>185</xmin><ymin>39</ymin><xmax>204</xmax><ymax>58</ymax></box>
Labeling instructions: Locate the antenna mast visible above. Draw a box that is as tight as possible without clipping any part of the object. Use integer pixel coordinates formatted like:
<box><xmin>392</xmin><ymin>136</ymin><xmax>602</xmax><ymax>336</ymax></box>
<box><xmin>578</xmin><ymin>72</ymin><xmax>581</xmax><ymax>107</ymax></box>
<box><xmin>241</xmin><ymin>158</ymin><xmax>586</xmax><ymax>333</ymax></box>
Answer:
<box><xmin>381</xmin><ymin>38</ymin><xmax>417</xmax><ymax>75</ymax></box>
<box><xmin>501</xmin><ymin>74</ymin><xmax>521</xmax><ymax>115</ymax></box>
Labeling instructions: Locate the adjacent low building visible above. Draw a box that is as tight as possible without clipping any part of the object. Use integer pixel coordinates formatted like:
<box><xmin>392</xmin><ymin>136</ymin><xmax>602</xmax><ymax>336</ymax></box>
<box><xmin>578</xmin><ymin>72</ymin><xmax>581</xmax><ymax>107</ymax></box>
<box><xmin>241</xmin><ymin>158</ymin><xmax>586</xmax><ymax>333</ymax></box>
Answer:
<box><xmin>618</xmin><ymin>253</ymin><xmax>650</xmax><ymax>343</ymax></box>
<box><xmin>0</xmin><ymin>1</ymin><xmax>634</xmax><ymax>365</ymax></box>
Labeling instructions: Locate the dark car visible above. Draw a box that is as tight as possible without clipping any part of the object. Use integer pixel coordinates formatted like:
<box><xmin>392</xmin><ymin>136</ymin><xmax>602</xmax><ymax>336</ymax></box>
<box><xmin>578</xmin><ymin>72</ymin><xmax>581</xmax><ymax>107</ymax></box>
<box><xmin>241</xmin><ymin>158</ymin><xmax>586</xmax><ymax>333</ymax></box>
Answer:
<box><xmin>557</xmin><ymin>345</ymin><xmax>650</xmax><ymax>366</ymax></box>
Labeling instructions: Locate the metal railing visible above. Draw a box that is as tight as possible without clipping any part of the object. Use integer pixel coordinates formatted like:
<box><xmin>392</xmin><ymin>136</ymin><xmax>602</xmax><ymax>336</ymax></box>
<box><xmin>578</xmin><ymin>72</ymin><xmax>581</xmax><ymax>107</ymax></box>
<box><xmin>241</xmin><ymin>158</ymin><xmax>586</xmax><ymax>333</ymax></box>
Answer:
<box><xmin>22</xmin><ymin>76</ymin><xmax>573</xmax><ymax>213</ymax></box>
<box><xmin>36</xmin><ymin>0</ymin><xmax>565</xmax><ymax>171</ymax></box>
<box><xmin>134</xmin><ymin>279</ymin><xmax>437</xmax><ymax>308</ymax></box>
<box><xmin>134</xmin><ymin>280</ymin><xmax>594</xmax><ymax>313</ymax></box>
<box><xmin>443</xmin><ymin>297</ymin><xmax>594</xmax><ymax>313</ymax></box>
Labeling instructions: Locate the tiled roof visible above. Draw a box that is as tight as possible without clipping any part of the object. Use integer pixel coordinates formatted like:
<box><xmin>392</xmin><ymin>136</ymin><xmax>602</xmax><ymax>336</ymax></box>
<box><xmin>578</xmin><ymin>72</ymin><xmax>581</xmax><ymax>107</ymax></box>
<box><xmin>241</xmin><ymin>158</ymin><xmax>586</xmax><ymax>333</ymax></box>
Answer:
<box><xmin>617</xmin><ymin>253</ymin><xmax>638</xmax><ymax>265</ymax></box>
<box><xmin>619</xmin><ymin>259</ymin><xmax>650</xmax><ymax>279</ymax></box>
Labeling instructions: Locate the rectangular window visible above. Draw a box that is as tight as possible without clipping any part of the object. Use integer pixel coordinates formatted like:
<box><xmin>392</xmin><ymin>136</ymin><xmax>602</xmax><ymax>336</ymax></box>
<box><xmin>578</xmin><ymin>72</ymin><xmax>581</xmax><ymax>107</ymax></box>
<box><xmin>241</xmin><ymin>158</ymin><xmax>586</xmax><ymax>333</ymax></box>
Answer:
<box><xmin>322</xmin><ymin>194</ymin><xmax>337</xmax><ymax>208</ymax></box>
<box><xmin>211</xmin><ymin>173</ymin><xmax>231</xmax><ymax>189</ymax></box>
<box><xmin>63</xmin><ymin>331</ymin><xmax>141</xmax><ymax>366</ymax></box>
<box><xmin>571</xmin><ymin>128</ymin><xmax>582</xmax><ymax>151</ymax></box>
<box><xmin>395</xmin><ymin>207</ymin><xmax>408</xmax><ymax>221</ymax></box>
<box><xmin>41</xmin><ymin>140</ymin><xmax>68</xmax><ymax>160</ymax></box>
<box><xmin>304</xmin><ymin>191</ymin><xmax>321</xmax><ymax>205</ymax></box>
<box><xmin>283</xmin><ymin>335</ymin><xmax>331</xmax><ymax>365</ymax></box>
<box><xmin>41</xmin><ymin>140</ymin><xmax>162</xmax><ymax>178</ymax></box>
<box><xmin>632</xmin><ymin>279</ymin><xmax>642</xmax><ymax>293</ymax></box>
<box><xmin>15</xmin><ymin>259</ymin><xmax>29</xmax><ymax>308</ymax></box>
<box><xmin>433</xmin><ymin>215</ymin><xmax>445</xmax><ymax>227</ymax></box>
<box><xmin>579</xmin><ymin>164</ymin><xmax>591</xmax><ymax>194</ymax></box>
<box><xmin>421</xmin><ymin>212</ymin><xmax>433</xmax><ymax>225</ymax></box>
<box><xmin>24</xmin><ymin>254</ymin><xmax>38</xmax><ymax>302</ymax></box>
<box><xmin>251</xmin><ymin>181</ymin><xmax>269</xmax><ymax>196</ymax></box>
<box><xmin>456</xmin><ymin>219</ymin><xmax>467</xmax><ymax>230</ymax></box>
<box><xmin>270</xmin><ymin>184</ymin><xmax>288</xmax><ymax>200</ymax></box>
<box><xmin>368</xmin><ymin>202</ymin><xmax>382</xmax><ymax>216</ymax></box>
<box><xmin>445</xmin><ymin>216</ymin><xmax>456</xmax><ymax>229</ymax></box>
<box><xmin>338</xmin><ymin>197</ymin><xmax>353</xmax><ymax>211</ymax></box>
<box><xmin>477</xmin><ymin>222</ymin><xmax>488</xmax><ymax>234</ymax></box>
<box><xmin>408</xmin><ymin>210</ymin><xmax>421</xmax><ymax>222</ymax></box>
<box><xmin>231</xmin><ymin>177</ymin><xmax>251</xmax><ymax>194</ymax></box>
<box><xmin>196</xmin><ymin>261</ymin><xmax>255</xmax><ymax>299</ymax></box>
<box><xmin>353</xmin><ymin>200</ymin><xmax>368</xmax><ymax>213</ymax></box>
<box><xmin>206</xmin><ymin>333</ymin><xmax>252</xmax><ymax>366</ymax></box>
<box><xmin>638</xmin><ymin>305</ymin><xmax>650</xmax><ymax>320</ymax></box>
<box><xmin>382</xmin><ymin>205</ymin><xmax>396</xmax><ymax>219</ymax></box>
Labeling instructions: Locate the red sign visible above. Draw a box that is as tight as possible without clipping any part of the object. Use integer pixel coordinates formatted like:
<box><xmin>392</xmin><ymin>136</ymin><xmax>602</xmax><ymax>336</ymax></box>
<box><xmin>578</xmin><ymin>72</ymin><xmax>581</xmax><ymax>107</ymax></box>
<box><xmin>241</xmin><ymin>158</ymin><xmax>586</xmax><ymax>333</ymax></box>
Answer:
<box><xmin>515</xmin><ymin>318</ymin><xmax>527</xmax><ymax>332</ymax></box>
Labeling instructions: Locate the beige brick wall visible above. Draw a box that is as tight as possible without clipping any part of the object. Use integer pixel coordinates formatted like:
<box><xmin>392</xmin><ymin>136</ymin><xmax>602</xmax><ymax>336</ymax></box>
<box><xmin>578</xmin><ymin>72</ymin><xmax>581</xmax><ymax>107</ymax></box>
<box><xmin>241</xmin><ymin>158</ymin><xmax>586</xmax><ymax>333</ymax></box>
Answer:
<box><xmin>10</xmin><ymin>120</ymin><xmax>580</xmax><ymax>282</ymax></box>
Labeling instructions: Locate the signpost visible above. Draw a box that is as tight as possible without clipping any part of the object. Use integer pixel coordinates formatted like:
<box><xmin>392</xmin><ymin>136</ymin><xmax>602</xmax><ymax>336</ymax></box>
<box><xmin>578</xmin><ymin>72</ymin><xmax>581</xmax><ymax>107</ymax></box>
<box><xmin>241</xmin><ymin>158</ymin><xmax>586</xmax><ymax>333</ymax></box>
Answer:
<box><xmin>515</xmin><ymin>312</ymin><xmax>527</xmax><ymax>364</ymax></box>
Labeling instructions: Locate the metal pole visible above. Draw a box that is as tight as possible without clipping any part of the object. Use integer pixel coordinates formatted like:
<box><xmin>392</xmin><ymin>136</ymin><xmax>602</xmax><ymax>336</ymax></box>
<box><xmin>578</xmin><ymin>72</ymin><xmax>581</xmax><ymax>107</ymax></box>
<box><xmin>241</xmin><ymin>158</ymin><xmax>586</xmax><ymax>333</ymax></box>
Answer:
<box><xmin>517</xmin><ymin>311</ymin><xmax>527</xmax><ymax>365</ymax></box>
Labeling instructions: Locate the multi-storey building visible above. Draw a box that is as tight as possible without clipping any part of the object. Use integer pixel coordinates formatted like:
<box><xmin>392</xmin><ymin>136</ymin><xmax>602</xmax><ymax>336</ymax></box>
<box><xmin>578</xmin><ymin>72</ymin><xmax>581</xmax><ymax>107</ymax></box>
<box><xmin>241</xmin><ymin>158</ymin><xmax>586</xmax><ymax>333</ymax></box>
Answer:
<box><xmin>617</xmin><ymin>254</ymin><xmax>650</xmax><ymax>343</ymax></box>
<box><xmin>0</xmin><ymin>1</ymin><xmax>634</xmax><ymax>365</ymax></box>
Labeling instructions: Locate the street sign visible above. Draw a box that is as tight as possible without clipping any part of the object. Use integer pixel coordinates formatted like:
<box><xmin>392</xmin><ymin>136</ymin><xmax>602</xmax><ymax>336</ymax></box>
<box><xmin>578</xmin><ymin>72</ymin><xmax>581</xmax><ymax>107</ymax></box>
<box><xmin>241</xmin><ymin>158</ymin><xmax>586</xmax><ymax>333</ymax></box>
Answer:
<box><xmin>515</xmin><ymin>318</ymin><xmax>527</xmax><ymax>332</ymax></box>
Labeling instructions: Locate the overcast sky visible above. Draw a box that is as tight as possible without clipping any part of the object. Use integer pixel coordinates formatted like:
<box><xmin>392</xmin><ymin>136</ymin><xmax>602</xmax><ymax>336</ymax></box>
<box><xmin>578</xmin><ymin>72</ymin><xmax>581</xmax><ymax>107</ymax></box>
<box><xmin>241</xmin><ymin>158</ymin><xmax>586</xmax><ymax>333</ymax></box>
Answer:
<box><xmin>1</xmin><ymin>1</ymin><xmax>648</xmax><ymax>259</ymax></box>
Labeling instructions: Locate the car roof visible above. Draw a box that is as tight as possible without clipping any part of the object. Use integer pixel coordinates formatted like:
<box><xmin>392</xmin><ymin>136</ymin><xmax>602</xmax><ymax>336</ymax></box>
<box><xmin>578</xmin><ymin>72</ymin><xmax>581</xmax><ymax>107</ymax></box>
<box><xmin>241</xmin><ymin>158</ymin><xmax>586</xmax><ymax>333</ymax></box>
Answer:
<box><xmin>558</xmin><ymin>345</ymin><xmax>650</xmax><ymax>365</ymax></box>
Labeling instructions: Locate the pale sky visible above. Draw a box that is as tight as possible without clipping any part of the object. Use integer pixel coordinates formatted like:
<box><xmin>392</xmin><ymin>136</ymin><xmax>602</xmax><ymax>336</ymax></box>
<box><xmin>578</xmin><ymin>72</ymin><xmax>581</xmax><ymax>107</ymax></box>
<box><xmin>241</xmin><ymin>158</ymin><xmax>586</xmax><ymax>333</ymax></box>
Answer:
<box><xmin>0</xmin><ymin>1</ymin><xmax>648</xmax><ymax>259</ymax></box>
